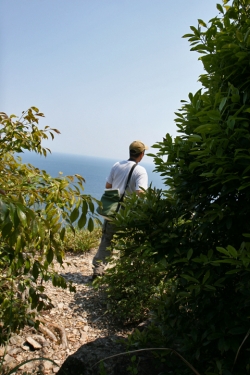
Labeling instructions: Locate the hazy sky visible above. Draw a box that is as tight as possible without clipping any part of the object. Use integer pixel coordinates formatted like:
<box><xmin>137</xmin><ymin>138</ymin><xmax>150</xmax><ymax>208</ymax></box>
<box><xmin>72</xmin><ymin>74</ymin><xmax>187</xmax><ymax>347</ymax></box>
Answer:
<box><xmin>1</xmin><ymin>1</ymin><xmax>221</xmax><ymax>162</ymax></box>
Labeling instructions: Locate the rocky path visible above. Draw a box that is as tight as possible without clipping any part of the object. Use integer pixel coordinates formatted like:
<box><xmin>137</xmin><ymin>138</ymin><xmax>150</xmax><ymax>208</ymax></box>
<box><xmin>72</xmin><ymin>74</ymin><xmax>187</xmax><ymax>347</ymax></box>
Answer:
<box><xmin>1</xmin><ymin>249</ymin><xmax>134</xmax><ymax>375</ymax></box>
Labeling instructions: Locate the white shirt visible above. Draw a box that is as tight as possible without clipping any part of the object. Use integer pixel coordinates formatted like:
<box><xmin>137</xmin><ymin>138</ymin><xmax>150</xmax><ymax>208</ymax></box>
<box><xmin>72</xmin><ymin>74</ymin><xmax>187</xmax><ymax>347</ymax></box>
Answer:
<box><xmin>106</xmin><ymin>160</ymin><xmax>148</xmax><ymax>195</ymax></box>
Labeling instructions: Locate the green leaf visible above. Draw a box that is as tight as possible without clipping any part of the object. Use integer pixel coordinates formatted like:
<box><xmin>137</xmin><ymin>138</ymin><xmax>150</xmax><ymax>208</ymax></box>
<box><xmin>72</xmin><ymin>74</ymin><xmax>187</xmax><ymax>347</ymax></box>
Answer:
<box><xmin>219</xmin><ymin>97</ymin><xmax>227</xmax><ymax>112</ymax></box>
<box><xmin>25</xmin><ymin>259</ymin><xmax>31</xmax><ymax>272</ymax></box>
<box><xmin>225</xmin><ymin>269</ymin><xmax>239</xmax><ymax>274</ymax></box>
<box><xmin>31</xmin><ymin>106</ymin><xmax>39</xmax><ymax>112</ymax></box>
<box><xmin>182</xmin><ymin>33</ymin><xmax>195</xmax><ymax>38</ymax></box>
<box><xmin>231</xmin><ymin>94</ymin><xmax>240</xmax><ymax>103</ymax></box>
<box><xmin>202</xmin><ymin>270</ymin><xmax>210</xmax><ymax>284</ymax></box>
<box><xmin>190</xmin><ymin>26</ymin><xmax>200</xmax><ymax>37</ymax></box>
<box><xmin>207</xmin><ymin>110</ymin><xmax>221</xmax><ymax>120</ymax></box>
<box><xmin>212</xmin><ymin>259</ymin><xmax>241</xmax><ymax>265</ymax></box>
<box><xmin>200</xmin><ymin>172</ymin><xmax>214</xmax><ymax>178</ymax></box>
<box><xmin>46</xmin><ymin>248</ymin><xmax>54</xmax><ymax>264</ymax></box>
<box><xmin>82</xmin><ymin>200</ymin><xmax>88</xmax><ymax>216</ymax></box>
<box><xmin>78</xmin><ymin>213</ymin><xmax>87</xmax><ymax>229</ymax></box>
<box><xmin>198</xmin><ymin>19</ymin><xmax>207</xmax><ymax>27</ymax></box>
<box><xmin>188</xmin><ymin>135</ymin><xmax>202</xmax><ymax>142</ymax></box>
<box><xmin>194</xmin><ymin>124</ymin><xmax>220</xmax><ymax>134</ymax></box>
<box><xmin>60</xmin><ymin>227</ymin><xmax>66</xmax><ymax>241</ymax></box>
<box><xmin>227</xmin><ymin>245</ymin><xmax>238</xmax><ymax>258</ymax></box>
<box><xmin>181</xmin><ymin>274</ymin><xmax>199</xmax><ymax>283</ymax></box>
<box><xmin>88</xmin><ymin>200</ymin><xmax>95</xmax><ymax>214</ymax></box>
<box><xmin>32</xmin><ymin>262</ymin><xmax>39</xmax><ymax>280</ymax></box>
<box><xmin>15</xmin><ymin>235</ymin><xmax>22</xmax><ymax>253</ymax></box>
<box><xmin>216</xmin><ymin>247</ymin><xmax>229</xmax><ymax>256</ymax></box>
<box><xmin>187</xmin><ymin>248</ymin><xmax>193</xmax><ymax>260</ymax></box>
<box><xmin>17</xmin><ymin>206</ymin><xmax>27</xmax><ymax>227</ymax></box>
<box><xmin>87</xmin><ymin>217</ymin><xmax>94</xmax><ymax>232</ymax></box>
<box><xmin>236</xmin><ymin>30</ymin><xmax>243</xmax><ymax>42</ymax></box>
<box><xmin>216</xmin><ymin>3</ymin><xmax>224</xmax><ymax>13</ymax></box>
<box><xmin>2</xmin><ymin>222</ymin><xmax>13</xmax><ymax>238</ymax></box>
<box><xmin>189</xmin><ymin>162</ymin><xmax>201</xmax><ymax>172</ymax></box>
<box><xmin>216</xmin><ymin>167</ymin><xmax>223</xmax><ymax>175</ymax></box>
<box><xmin>70</xmin><ymin>207</ymin><xmax>79</xmax><ymax>223</ymax></box>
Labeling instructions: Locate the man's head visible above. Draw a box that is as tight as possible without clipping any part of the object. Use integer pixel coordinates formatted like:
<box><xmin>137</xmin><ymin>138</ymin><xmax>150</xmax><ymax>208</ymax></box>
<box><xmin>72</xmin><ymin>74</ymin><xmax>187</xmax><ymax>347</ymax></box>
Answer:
<box><xmin>129</xmin><ymin>140</ymin><xmax>149</xmax><ymax>159</ymax></box>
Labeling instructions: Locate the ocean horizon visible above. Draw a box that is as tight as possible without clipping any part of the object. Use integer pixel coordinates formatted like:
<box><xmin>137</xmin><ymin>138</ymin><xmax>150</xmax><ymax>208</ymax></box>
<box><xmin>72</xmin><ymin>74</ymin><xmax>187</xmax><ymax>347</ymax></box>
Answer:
<box><xmin>18</xmin><ymin>151</ymin><xmax>165</xmax><ymax>201</ymax></box>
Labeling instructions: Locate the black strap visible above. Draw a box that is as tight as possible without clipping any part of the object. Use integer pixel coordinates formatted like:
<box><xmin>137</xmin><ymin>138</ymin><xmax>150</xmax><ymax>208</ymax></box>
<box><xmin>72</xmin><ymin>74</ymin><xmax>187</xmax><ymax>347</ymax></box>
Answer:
<box><xmin>116</xmin><ymin>163</ymin><xmax>137</xmax><ymax>212</ymax></box>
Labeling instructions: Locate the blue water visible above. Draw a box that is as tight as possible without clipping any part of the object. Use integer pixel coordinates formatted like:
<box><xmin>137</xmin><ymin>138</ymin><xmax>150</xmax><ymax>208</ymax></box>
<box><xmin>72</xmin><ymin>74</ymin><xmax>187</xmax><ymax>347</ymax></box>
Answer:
<box><xmin>19</xmin><ymin>152</ymin><xmax>166</xmax><ymax>200</ymax></box>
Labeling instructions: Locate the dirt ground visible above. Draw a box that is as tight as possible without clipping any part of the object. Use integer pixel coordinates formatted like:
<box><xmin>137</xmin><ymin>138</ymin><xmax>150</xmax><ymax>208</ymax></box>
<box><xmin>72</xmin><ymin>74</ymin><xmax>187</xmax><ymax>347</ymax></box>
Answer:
<box><xmin>1</xmin><ymin>249</ymin><xmax>163</xmax><ymax>375</ymax></box>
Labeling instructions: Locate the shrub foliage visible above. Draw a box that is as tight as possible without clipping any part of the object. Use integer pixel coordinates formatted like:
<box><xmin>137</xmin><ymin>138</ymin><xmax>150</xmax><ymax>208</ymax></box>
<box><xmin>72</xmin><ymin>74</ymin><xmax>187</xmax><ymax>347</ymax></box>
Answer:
<box><xmin>0</xmin><ymin>108</ymin><xmax>100</xmax><ymax>344</ymax></box>
<box><xmin>101</xmin><ymin>1</ymin><xmax>250</xmax><ymax>374</ymax></box>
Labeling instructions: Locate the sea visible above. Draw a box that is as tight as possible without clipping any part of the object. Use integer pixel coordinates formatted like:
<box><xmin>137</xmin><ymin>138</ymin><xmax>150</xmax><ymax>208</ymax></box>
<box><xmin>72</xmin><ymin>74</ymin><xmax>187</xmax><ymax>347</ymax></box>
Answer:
<box><xmin>18</xmin><ymin>152</ymin><xmax>166</xmax><ymax>201</ymax></box>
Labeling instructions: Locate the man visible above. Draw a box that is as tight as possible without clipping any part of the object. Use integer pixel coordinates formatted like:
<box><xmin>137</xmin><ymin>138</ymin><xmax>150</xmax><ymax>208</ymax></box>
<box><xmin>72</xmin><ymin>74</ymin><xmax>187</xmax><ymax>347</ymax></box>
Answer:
<box><xmin>92</xmin><ymin>140</ymin><xmax>149</xmax><ymax>278</ymax></box>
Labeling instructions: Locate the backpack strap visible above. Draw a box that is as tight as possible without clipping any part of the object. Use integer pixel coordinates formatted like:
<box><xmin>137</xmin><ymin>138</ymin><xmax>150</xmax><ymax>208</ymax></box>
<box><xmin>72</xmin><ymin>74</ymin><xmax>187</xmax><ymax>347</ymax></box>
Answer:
<box><xmin>116</xmin><ymin>163</ymin><xmax>137</xmax><ymax>212</ymax></box>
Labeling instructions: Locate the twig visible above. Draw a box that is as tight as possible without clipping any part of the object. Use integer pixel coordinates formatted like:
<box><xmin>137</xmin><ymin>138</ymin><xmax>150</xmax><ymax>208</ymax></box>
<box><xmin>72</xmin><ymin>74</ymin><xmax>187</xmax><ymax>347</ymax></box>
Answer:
<box><xmin>234</xmin><ymin>328</ymin><xmax>250</xmax><ymax>366</ymax></box>
<box><xmin>92</xmin><ymin>311</ymin><xmax>108</xmax><ymax>323</ymax></box>
<box><xmin>39</xmin><ymin>317</ymin><xmax>68</xmax><ymax>349</ymax></box>
<box><xmin>91</xmin><ymin>347</ymin><xmax>201</xmax><ymax>375</ymax></box>
<box><xmin>38</xmin><ymin>325</ymin><xmax>57</xmax><ymax>342</ymax></box>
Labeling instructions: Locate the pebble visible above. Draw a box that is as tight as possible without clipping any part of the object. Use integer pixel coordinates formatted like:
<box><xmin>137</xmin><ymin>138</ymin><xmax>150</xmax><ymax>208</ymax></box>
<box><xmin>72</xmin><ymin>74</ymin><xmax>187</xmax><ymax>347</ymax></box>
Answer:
<box><xmin>26</xmin><ymin>336</ymin><xmax>42</xmax><ymax>350</ymax></box>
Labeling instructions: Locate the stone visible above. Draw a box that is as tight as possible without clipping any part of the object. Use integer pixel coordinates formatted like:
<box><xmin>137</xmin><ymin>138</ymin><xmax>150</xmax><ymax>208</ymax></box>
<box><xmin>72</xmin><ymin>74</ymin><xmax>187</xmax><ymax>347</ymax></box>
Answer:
<box><xmin>0</xmin><ymin>345</ymin><xmax>9</xmax><ymax>356</ymax></box>
<box><xmin>16</xmin><ymin>354</ymin><xmax>25</xmax><ymax>362</ymax></box>
<box><xmin>21</xmin><ymin>343</ymin><xmax>30</xmax><ymax>351</ymax></box>
<box><xmin>32</xmin><ymin>334</ymin><xmax>47</xmax><ymax>345</ymax></box>
<box><xmin>9</xmin><ymin>335</ymin><xmax>23</xmax><ymax>346</ymax></box>
<box><xmin>8</xmin><ymin>347</ymin><xmax>22</xmax><ymax>356</ymax></box>
<box><xmin>22</xmin><ymin>361</ymin><xmax>35</xmax><ymax>370</ymax></box>
<box><xmin>26</xmin><ymin>336</ymin><xmax>42</xmax><ymax>350</ymax></box>
<box><xmin>3</xmin><ymin>354</ymin><xmax>15</xmax><ymax>363</ymax></box>
<box><xmin>43</xmin><ymin>360</ymin><xmax>54</xmax><ymax>370</ymax></box>
<box><xmin>80</xmin><ymin>332</ymin><xmax>88</xmax><ymax>344</ymax></box>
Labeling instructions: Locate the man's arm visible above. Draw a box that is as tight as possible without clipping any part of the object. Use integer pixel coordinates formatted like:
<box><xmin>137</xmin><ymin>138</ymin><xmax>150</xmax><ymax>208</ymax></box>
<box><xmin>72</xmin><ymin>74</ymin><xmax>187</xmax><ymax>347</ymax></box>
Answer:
<box><xmin>135</xmin><ymin>168</ymin><xmax>148</xmax><ymax>195</ymax></box>
<box><xmin>136</xmin><ymin>189</ymin><xmax>143</xmax><ymax>195</ymax></box>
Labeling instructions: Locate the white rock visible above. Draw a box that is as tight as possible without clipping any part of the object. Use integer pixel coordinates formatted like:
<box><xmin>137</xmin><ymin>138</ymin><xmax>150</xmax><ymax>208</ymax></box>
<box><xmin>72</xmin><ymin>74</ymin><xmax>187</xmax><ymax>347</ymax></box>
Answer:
<box><xmin>16</xmin><ymin>354</ymin><xmax>23</xmax><ymax>362</ymax></box>
<box><xmin>0</xmin><ymin>345</ymin><xmax>10</xmax><ymax>356</ymax></box>
<box><xmin>3</xmin><ymin>354</ymin><xmax>14</xmax><ymax>363</ymax></box>
<box><xmin>8</xmin><ymin>347</ymin><xmax>22</xmax><ymax>356</ymax></box>
<box><xmin>21</xmin><ymin>344</ymin><xmax>30</xmax><ymax>351</ymax></box>
<box><xmin>43</xmin><ymin>360</ymin><xmax>53</xmax><ymax>370</ymax></box>
<box><xmin>80</xmin><ymin>332</ymin><xmax>88</xmax><ymax>344</ymax></box>
<box><xmin>26</xmin><ymin>337</ymin><xmax>42</xmax><ymax>350</ymax></box>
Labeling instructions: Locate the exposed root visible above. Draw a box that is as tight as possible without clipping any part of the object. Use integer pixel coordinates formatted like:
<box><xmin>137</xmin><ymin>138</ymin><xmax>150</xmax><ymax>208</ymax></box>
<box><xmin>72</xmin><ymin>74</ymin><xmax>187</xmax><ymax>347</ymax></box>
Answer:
<box><xmin>39</xmin><ymin>317</ymin><xmax>68</xmax><ymax>349</ymax></box>
<box><xmin>38</xmin><ymin>324</ymin><xmax>57</xmax><ymax>342</ymax></box>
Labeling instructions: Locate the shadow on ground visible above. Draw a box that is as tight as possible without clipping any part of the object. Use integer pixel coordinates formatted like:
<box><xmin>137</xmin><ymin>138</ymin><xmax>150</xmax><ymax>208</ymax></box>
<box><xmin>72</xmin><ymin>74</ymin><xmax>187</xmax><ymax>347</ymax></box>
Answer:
<box><xmin>56</xmin><ymin>335</ymin><xmax>162</xmax><ymax>375</ymax></box>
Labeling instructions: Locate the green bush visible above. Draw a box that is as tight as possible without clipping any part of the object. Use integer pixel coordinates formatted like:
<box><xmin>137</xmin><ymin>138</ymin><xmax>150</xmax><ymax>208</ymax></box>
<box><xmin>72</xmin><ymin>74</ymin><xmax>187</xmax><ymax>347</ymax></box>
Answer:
<box><xmin>63</xmin><ymin>226</ymin><xmax>102</xmax><ymax>252</ymax></box>
<box><xmin>96</xmin><ymin>188</ymin><xmax>169</xmax><ymax>322</ymax></box>
<box><xmin>0</xmin><ymin>108</ymin><xmax>100</xmax><ymax>345</ymax></box>
<box><xmin>149</xmin><ymin>1</ymin><xmax>250</xmax><ymax>373</ymax></box>
<box><xmin>100</xmin><ymin>1</ymin><xmax>250</xmax><ymax>374</ymax></box>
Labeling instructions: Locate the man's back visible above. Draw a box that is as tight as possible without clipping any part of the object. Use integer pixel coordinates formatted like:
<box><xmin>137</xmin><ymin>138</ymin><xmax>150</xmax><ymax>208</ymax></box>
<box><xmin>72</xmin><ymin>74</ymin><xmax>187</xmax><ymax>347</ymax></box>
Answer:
<box><xmin>107</xmin><ymin>160</ymin><xmax>148</xmax><ymax>195</ymax></box>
